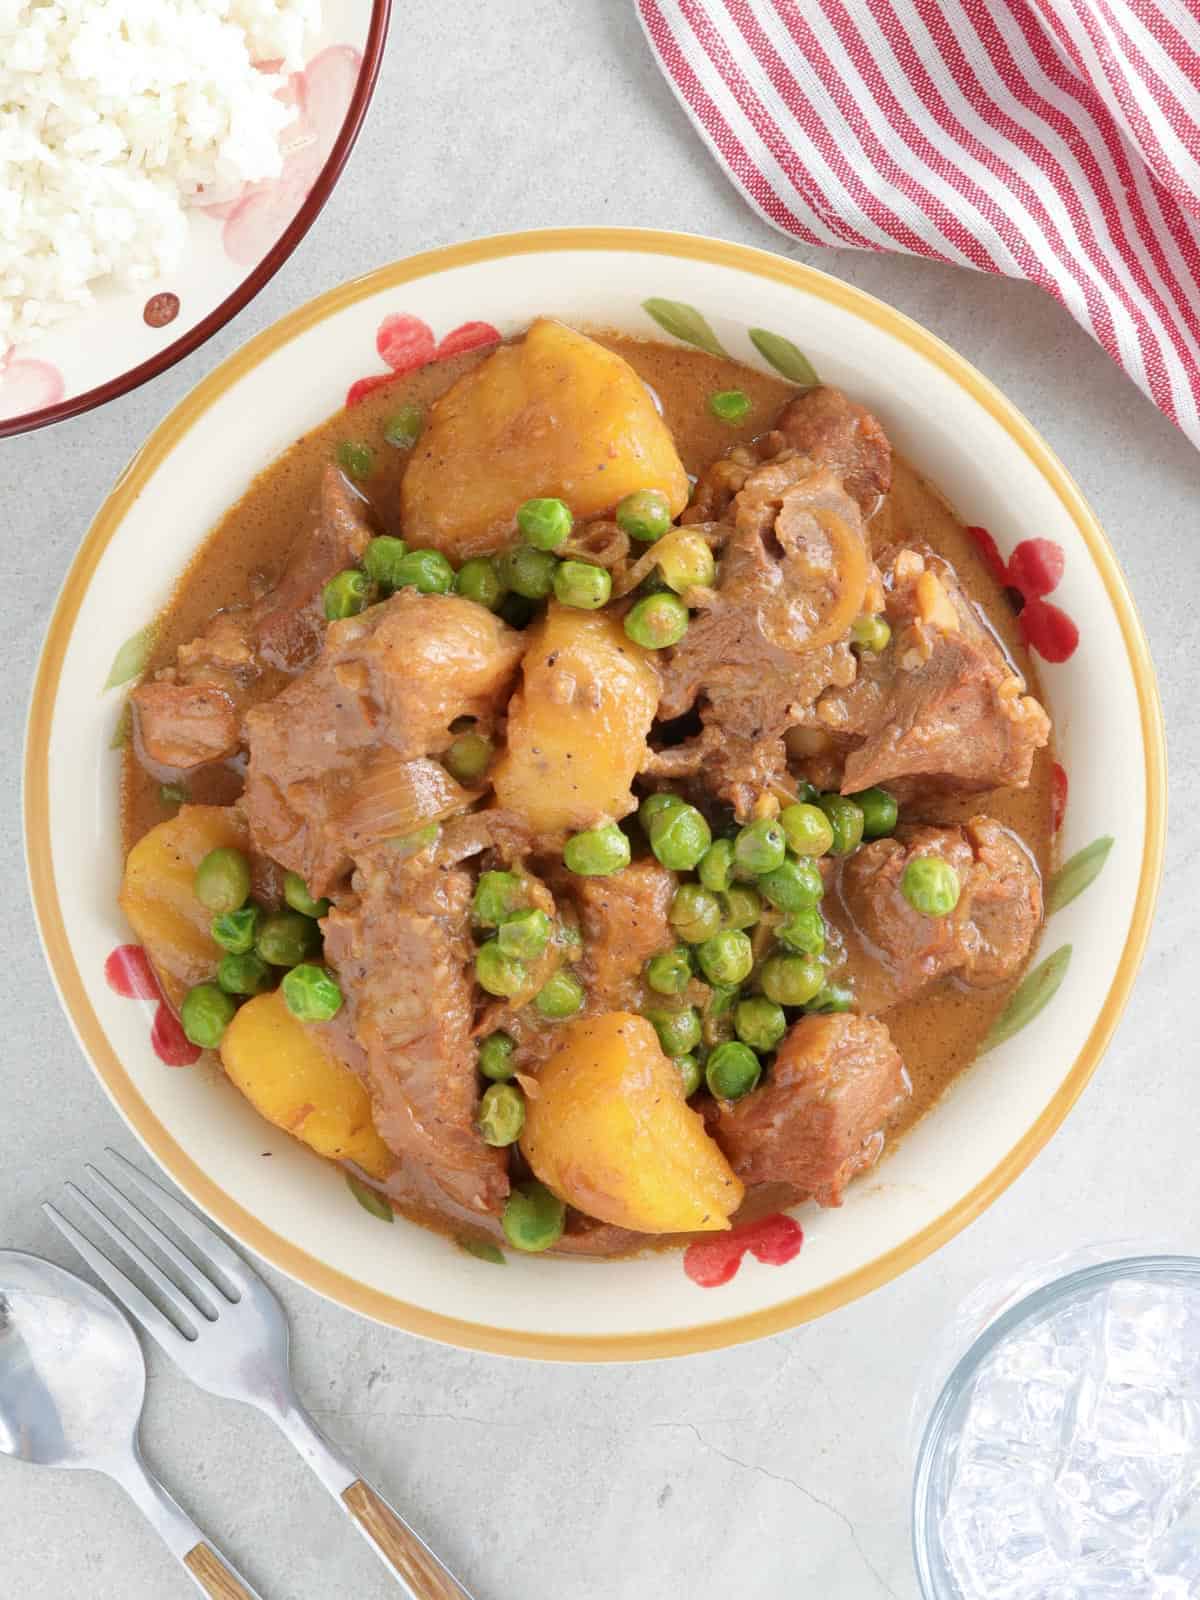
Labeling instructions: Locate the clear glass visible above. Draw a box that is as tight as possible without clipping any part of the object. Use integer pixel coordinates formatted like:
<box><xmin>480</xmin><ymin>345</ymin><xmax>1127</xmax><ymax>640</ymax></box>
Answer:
<box><xmin>912</xmin><ymin>1252</ymin><xmax>1200</xmax><ymax>1600</ymax></box>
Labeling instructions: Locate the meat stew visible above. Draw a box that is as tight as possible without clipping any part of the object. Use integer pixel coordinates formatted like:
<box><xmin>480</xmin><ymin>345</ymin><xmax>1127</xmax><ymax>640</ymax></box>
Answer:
<box><xmin>120</xmin><ymin>319</ymin><xmax>1054</xmax><ymax>1258</ymax></box>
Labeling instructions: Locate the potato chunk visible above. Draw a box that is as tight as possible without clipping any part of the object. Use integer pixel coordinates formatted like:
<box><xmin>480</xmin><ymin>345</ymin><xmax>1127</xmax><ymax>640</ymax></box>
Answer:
<box><xmin>220</xmin><ymin>990</ymin><xmax>392</xmax><ymax>1179</ymax></box>
<box><xmin>400</xmin><ymin>319</ymin><xmax>690</xmax><ymax>560</ymax></box>
<box><xmin>119</xmin><ymin>805</ymin><xmax>248</xmax><ymax>1009</ymax></box>
<box><xmin>491</xmin><ymin>605</ymin><xmax>658</xmax><ymax>843</ymax></box>
<box><xmin>521</xmin><ymin>1013</ymin><xmax>743</xmax><ymax>1233</ymax></box>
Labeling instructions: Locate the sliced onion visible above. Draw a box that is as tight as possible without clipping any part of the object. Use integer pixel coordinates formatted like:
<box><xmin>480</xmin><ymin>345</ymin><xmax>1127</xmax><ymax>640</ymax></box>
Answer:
<box><xmin>335</xmin><ymin>755</ymin><xmax>477</xmax><ymax>853</ymax></box>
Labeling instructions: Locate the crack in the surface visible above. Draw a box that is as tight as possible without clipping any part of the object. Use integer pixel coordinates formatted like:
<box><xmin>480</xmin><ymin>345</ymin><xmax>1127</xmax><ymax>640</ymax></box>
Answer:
<box><xmin>657</xmin><ymin>1422</ymin><xmax>901</xmax><ymax>1600</ymax></box>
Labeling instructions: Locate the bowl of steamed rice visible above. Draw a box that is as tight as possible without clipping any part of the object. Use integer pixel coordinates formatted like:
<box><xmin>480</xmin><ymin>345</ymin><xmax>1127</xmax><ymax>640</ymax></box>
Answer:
<box><xmin>0</xmin><ymin>0</ymin><xmax>390</xmax><ymax>437</ymax></box>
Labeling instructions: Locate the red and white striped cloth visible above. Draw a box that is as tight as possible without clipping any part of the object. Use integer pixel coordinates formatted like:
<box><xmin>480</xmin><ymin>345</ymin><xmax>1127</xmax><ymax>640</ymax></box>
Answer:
<box><xmin>635</xmin><ymin>0</ymin><xmax>1200</xmax><ymax>448</ymax></box>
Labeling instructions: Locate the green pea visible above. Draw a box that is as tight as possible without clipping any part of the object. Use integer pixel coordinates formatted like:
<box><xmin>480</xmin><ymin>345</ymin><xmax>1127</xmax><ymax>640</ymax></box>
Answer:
<box><xmin>778</xmin><ymin>906</ymin><xmax>826</xmax><ymax>957</ymax></box>
<box><xmin>475</xmin><ymin>939</ymin><xmax>528</xmax><ymax>998</ymax></box>
<box><xmin>392</xmin><ymin>549</ymin><xmax>455</xmax><ymax>595</ymax></box>
<box><xmin>698</xmin><ymin>838</ymin><xmax>735</xmax><ymax>892</ymax></box>
<box><xmin>497</xmin><ymin>908</ymin><xmax>552</xmax><ymax>961</ymax></box>
<box><xmin>455</xmin><ymin>556</ymin><xmax>508</xmax><ymax>611</ymax></box>
<box><xmin>555</xmin><ymin>919</ymin><xmax>584</xmax><ymax>954</ymax></box>
<box><xmin>335</xmin><ymin>439</ymin><xmax>374</xmax><ymax>481</ymax></box>
<box><xmin>709</xmin><ymin>389</ymin><xmax>752</xmax><ymax>423</ymax></box>
<box><xmin>639</xmin><ymin>791</ymin><xmax>685</xmax><ymax>829</ymax></box>
<box><xmin>472</xmin><ymin>870</ymin><xmax>525</xmax><ymax>927</ymax></box>
<box><xmin>851</xmin><ymin>613</ymin><xmax>892</xmax><ymax>653</ymax></box>
<box><xmin>499</xmin><ymin>545</ymin><xmax>557</xmax><ymax>600</ymax></box>
<box><xmin>696</xmin><ymin>929</ymin><xmax>753</xmax><ymax>987</ymax></box>
<box><xmin>645</xmin><ymin>1006</ymin><xmax>702</xmax><ymax>1058</ymax></box>
<box><xmin>703</xmin><ymin>983</ymin><xmax>738</xmax><ymax>1047</ymax></box>
<box><xmin>383</xmin><ymin>403</ymin><xmax>422</xmax><ymax>449</ymax></box>
<box><xmin>646</xmin><ymin>946</ymin><xmax>693</xmax><ymax>996</ymax></box>
<box><xmin>534</xmin><ymin>969</ymin><xmax>586</xmax><ymax>1018</ymax></box>
<box><xmin>498</xmin><ymin>592</ymin><xmax>536</xmax><ymax>629</ymax></box>
<box><xmin>217</xmin><ymin>951</ymin><xmax>272</xmax><ymax>996</ymax></box>
<box><xmin>734</xmin><ymin>997</ymin><xmax>787</xmax><ymax>1053</ymax></box>
<box><xmin>853</xmin><ymin>786</ymin><xmax>898</xmax><ymax>840</ymax></box>
<box><xmin>901</xmin><ymin>857</ymin><xmax>961</xmax><ymax>917</ymax></box>
<box><xmin>760</xmin><ymin>953</ymin><xmax>825</xmax><ymax>1007</ymax></box>
<box><xmin>807</xmin><ymin>983</ymin><xmax>855</xmax><ymax>1014</ymax></box>
<box><xmin>256</xmin><ymin>911</ymin><xmax>322</xmax><ymax>968</ymax></box>
<box><xmin>502</xmin><ymin>1180</ymin><xmax>565</xmax><ymax>1253</ymax></box>
<box><xmin>281</xmin><ymin>963</ymin><xmax>343</xmax><ymax>1021</ymax></box>
<box><xmin>283</xmin><ymin>871</ymin><xmax>331</xmax><ymax>920</ymax></box>
<box><xmin>669</xmin><ymin>884</ymin><xmax>723</xmax><ymax>944</ymax></box>
<box><xmin>553</xmin><ymin>560</ymin><xmax>612</xmax><ymax>611</ymax></box>
<box><xmin>705</xmin><ymin>1041</ymin><xmax>761</xmax><ymax>1102</ymax></box>
<box><xmin>363</xmin><ymin>536</ymin><xmax>409</xmax><ymax>590</ymax></box>
<box><xmin>194</xmin><ymin>848</ymin><xmax>251</xmax><ymax>915</ymax></box>
<box><xmin>649</xmin><ymin>803</ymin><xmax>711</xmax><ymax>871</ymax></box>
<box><xmin>676</xmin><ymin>1054</ymin><xmax>703</xmax><ymax>1099</ymax></box>
<box><xmin>615</xmin><ymin>488</ymin><xmax>672</xmax><ymax>543</ymax></box>
<box><xmin>759</xmin><ymin>856</ymin><xmax>824</xmax><ymax>913</ymax></box>
<box><xmin>733</xmin><ymin>818</ymin><xmax>786</xmax><ymax>876</ymax></box>
<box><xmin>211</xmin><ymin>905</ymin><xmax>259</xmax><ymax>955</ymax></box>
<box><xmin>656</xmin><ymin>530</ymin><xmax>716</xmax><ymax>594</ymax></box>
<box><xmin>388</xmin><ymin>822</ymin><xmax>440</xmax><ymax>859</ymax></box>
<box><xmin>779</xmin><ymin>802</ymin><xmax>835</xmax><ymax>858</ymax></box>
<box><xmin>624</xmin><ymin>592</ymin><xmax>688</xmax><ymax>650</ymax></box>
<box><xmin>719</xmin><ymin>884</ymin><xmax>762</xmax><ymax>930</ymax></box>
<box><xmin>817</xmin><ymin>794</ymin><xmax>865</xmax><ymax>857</ymax></box>
<box><xmin>180</xmin><ymin>983</ymin><xmax>236</xmax><ymax>1049</ymax></box>
<box><xmin>563</xmin><ymin>823</ymin><xmax>631</xmax><ymax>877</ymax></box>
<box><xmin>478</xmin><ymin>1030</ymin><xmax>516</xmax><ymax>1081</ymax></box>
<box><xmin>323</xmin><ymin>568</ymin><xmax>375</xmax><ymax>620</ymax></box>
<box><xmin>517</xmin><ymin>497</ymin><xmax>572</xmax><ymax>551</ymax></box>
<box><xmin>159</xmin><ymin>782</ymin><xmax>187</xmax><ymax>807</ymax></box>
<box><xmin>477</xmin><ymin>1082</ymin><xmax>525</xmax><ymax>1147</ymax></box>
<box><xmin>444</xmin><ymin>731</ymin><xmax>494</xmax><ymax>784</ymax></box>
<box><xmin>792</xmin><ymin>780</ymin><xmax>820</xmax><ymax>805</ymax></box>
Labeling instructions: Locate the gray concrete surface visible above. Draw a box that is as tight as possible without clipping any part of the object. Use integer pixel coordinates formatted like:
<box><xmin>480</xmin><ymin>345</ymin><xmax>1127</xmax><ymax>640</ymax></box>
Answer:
<box><xmin>1</xmin><ymin>3</ymin><xmax>1195</xmax><ymax>1596</ymax></box>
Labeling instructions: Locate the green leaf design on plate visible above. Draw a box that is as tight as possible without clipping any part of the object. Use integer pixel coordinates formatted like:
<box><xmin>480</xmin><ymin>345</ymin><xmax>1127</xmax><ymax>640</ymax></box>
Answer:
<box><xmin>104</xmin><ymin>622</ymin><xmax>157</xmax><ymax>690</ymax></box>
<box><xmin>108</xmin><ymin>699</ymin><xmax>132</xmax><ymax>750</ymax></box>
<box><xmin>456</xmin><ymin>1236</ymin><xmax>505</xmax><ymax>1265</ymax></box>
<box><xmin>345</xmin><ymin>1172</ymin><xmax>394</xmax><ymax>1222</ymax></box>
<box><xmin>642</xmin><ymin>298</ymin><xmax>728</xmax><ymax>358</ymax></box>
<box><xmin>748</xmin><ymin>328</ymin><xmax>820</xmax><ymax>387</ymax></box>
<box><xmin>1046</xmin><ymin>836</ymin><xmax>1114</xmax><ymax>916</ymax></box>
<box><xmin>980</xmin><ymin>945</ymin><xmax>1072</xmax><ymax>1055</ymax></box>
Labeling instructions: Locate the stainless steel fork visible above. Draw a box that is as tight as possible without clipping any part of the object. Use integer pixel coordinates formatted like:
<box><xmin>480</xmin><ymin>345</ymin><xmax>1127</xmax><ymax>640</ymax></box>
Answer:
<box><xmin>46</xmin><ymin>1150</ymin><xmax>474</xmax><ymax>1600</ymax></box>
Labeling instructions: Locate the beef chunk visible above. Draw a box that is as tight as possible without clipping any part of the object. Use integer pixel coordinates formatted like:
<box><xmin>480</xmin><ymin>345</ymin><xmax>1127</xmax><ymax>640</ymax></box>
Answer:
<box><xmin>564</xmin><ymin>859</ymin><xmax>677</xmax><ymax>1012</ymax></box>
<box><xmin>832</xmin><ymin>816</ymin><xmax>1043</xmax><ymax>1011</ymax></box>
<box><xmin>775</xmin><ymin>386</ymin><xmax>892</xmax><ymax>517</ymax></box>
<box><xmin>708</xmin><ymin>1014</ymin><xmax>909</xmax><ymax>1206</ymax></box>
<box><xmin>131</xmin><ymin>466</ymin><xmax>375</xmax><ymax>770</ymax></box>
<box><xmin>654</xmin><ymin>458</ymin><xmax>867</xmax><ymax>816</ymax></box>
<box><xmin>812</xmin><ymin>545</ymin><xmax>1050</xmax><ymax>797</ymax></box>
<box><xmin>242</xmin><ymin>591</ymin><xmax>523</xmax><ymax>893</ymax></box>
<box><xmin>322</xmin><ymin>822</ymin><xmax>509</xmax><ymax>1214</ymax></box>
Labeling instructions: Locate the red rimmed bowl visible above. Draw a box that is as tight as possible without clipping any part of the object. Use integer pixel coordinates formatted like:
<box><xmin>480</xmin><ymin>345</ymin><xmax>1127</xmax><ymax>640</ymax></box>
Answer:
<box><xmin>0</xmin><ymin>0</ymin><xmax>390</xmax><ymax>439</ymax></box>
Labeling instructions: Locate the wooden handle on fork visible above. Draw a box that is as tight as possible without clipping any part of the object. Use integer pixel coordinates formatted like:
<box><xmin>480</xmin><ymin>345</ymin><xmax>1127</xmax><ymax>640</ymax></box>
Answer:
<box><xmin>183</xmin><ymin>1544</ymin><xmax>260</xmax><ymax>1600</ymax></box>
<box><xmin>343</xmin><ymin>1481</ymin><xmax>472</xmax><ymax>1600</ymax></box>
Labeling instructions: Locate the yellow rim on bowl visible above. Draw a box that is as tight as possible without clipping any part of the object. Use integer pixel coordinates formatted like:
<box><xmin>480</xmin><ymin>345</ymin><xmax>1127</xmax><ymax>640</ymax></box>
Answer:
<box><xmin>24</xmin><ymin>228</ymin><xmax>1166</xmax><ymax>1361</ymax></box>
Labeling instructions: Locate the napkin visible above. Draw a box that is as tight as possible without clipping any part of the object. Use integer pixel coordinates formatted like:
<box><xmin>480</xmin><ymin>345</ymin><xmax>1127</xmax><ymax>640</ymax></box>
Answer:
<box><xmin>636</xmin><ymin>0</ymin><xmax>1200</xmax><ymax>449</ymax></box>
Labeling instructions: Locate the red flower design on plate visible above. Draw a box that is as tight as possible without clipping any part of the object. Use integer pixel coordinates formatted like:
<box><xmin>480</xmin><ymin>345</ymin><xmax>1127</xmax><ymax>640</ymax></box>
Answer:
<box><xmin>683</xmin><ymin>1213</ymin><xmax>804</xmax><ymax>1288</ymax></box>
<box><xmin>966</xmin><ymin>527</ymin><xmax>1079</xmax><ymax>664</ymax></box>
<box><xmin>0</xmin><ymin>351</ymin><xmax>65</xmax><ymax>422</ymax></box>
<box><xmin>346</xmin><ymin>315</ymin><xmax>501</xmax><ymax>407</ymax></box>
<box><xmin>105</xmin><ymin>944</ymin><xmax>200</xmax><ymax>1067</ymax></box>
<box><xmin>200</xmin><ymin>46</ymin><xmax>362</xmax><ymax>267</ymax></box>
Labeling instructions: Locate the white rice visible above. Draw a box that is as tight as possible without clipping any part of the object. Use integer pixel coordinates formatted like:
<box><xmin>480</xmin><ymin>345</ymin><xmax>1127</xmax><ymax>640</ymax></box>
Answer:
<box><xmin>0</xmin><ymin>0</ymin><xmax>322</xmax><ymax>356</ymax></box>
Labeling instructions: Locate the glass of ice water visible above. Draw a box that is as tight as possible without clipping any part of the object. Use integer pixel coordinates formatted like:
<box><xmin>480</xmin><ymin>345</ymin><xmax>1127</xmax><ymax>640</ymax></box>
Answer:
<box><xmin>913</xmin><ymin>1255</ymin><xmax>1200</xmax><ymax>1599</ymax></box>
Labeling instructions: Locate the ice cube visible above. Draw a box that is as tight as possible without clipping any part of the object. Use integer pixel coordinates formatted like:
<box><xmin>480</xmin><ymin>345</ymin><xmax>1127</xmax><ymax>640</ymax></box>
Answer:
<box><xmin>1104</xmin><ymin>1278</ymin><xmax>1200</xmax><ymax>1389</ymax></box>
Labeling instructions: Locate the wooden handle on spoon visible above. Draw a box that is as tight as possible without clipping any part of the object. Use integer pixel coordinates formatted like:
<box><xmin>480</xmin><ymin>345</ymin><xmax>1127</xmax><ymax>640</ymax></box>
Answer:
<box><xmin>184</xmin><ymin>1544</ymin><xmax>260</xmax><ymax>1600</ymax></box>
<box><xmin>343</xmin><ymin>1480</ymin><xmax>473</xmax><ymax>1599</ymax></box>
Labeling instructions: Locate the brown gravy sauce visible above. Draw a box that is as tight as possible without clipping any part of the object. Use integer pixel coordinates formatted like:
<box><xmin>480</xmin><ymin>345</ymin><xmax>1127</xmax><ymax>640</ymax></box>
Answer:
<box><xmin>122</xmin><ymin>332</ymin><xmax>1055</xmax><ymax>1235</ymax></box>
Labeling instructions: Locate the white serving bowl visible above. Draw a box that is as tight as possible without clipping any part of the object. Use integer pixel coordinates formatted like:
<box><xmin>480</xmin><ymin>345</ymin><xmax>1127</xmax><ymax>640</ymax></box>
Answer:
<box><xmin>0</xmin><ymin>0</ymin><xmax>390</xmax><ymax>438</ymax></box>
<box><xmin>24</xmin><ymin>230</ymin><xmax>1165</xmax><ymax>1360</ymax></box>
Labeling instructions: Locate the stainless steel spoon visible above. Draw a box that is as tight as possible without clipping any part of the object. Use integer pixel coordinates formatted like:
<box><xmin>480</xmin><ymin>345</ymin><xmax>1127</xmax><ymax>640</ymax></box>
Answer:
<box><xmin>0</xmin><ymin>1249</ymin><xmax>263</xmax><ymax>1598</ymax></box>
